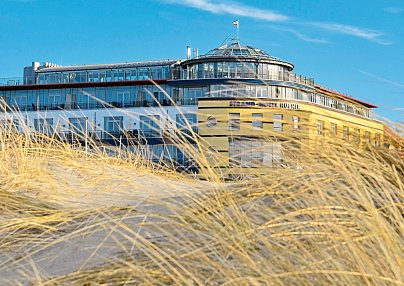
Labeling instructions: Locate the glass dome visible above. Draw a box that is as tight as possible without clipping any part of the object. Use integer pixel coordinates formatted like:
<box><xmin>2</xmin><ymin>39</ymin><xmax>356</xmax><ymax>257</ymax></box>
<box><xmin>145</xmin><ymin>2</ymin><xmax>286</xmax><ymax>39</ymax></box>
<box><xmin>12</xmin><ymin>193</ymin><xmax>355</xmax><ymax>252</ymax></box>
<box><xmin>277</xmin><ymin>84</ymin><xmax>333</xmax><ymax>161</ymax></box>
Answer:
<box><xmin>202</xmin><ymin>42</ymin><xmax>273</xmax><ymax>59</ymax></box>
<box><xmin>179</xmin><ymin>40</ymin><xmax>295</xmax><ymax>74</ymax></box>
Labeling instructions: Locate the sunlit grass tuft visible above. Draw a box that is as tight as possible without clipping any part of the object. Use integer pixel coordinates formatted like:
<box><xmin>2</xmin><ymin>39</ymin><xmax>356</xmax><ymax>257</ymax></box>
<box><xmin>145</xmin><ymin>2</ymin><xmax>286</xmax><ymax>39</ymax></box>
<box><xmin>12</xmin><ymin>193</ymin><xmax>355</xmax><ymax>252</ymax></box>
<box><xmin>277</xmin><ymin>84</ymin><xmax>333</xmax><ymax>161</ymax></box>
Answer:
<box><xmin>0</xmin><ymin>107</ymin><xmax>402</xmax><ymax>285</ymax></box>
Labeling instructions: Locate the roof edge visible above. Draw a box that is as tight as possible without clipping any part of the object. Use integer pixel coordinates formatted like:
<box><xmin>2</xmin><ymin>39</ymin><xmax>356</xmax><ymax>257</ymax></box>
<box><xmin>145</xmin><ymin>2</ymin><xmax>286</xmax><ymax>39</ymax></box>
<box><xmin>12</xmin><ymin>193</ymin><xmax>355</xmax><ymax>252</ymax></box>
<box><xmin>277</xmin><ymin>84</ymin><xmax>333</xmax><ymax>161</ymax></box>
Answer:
<box><xmin>315</xmin><ymin>85</ymin><xmax>378</xmax><ymax>108</ymax></box>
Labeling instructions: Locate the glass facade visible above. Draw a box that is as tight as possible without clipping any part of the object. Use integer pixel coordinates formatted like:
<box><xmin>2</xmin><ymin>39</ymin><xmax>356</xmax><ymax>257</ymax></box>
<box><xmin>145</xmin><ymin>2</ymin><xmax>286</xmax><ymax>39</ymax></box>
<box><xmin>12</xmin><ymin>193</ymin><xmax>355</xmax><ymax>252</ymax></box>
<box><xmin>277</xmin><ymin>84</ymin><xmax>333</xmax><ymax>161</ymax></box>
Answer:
<box><xmin>180</xmin><ymin>61</ymin><xmax>314</xmax><ymax>85</ymax></box>
<box><xmin>36</xmin><ymin>65</ymin><xmax>171</xmax><ymax>85</ymax></box>
<box><xmin>0</xmin><ymin>84</ymin><xmax>200</xmax><ymax>112</ymax></box>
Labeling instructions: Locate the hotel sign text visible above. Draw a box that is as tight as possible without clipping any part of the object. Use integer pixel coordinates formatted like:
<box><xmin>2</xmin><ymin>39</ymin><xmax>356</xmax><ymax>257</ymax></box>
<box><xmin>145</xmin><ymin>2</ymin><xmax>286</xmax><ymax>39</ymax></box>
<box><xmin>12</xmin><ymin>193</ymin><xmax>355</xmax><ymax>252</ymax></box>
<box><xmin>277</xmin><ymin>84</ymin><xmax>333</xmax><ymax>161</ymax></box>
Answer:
<box><xmin>229</xmin><ymin>101</ymin><xmax>300</xmax><ymax>110</ymax></box>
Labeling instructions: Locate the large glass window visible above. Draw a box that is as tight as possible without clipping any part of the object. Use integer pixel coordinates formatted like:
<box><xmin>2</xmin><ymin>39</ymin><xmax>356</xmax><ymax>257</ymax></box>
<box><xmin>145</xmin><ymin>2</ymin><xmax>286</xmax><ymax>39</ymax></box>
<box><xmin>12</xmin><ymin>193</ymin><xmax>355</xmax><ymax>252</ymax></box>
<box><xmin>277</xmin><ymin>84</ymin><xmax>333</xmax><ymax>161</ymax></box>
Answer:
<box><xmin>136</xmin><ymin>90</ymin><xmax>147</xmax><ymax>107</ymax></box>
<box><xmin>13</xmin><ymin>90</ymin><xmax>28</xmax><ymax>110</ymax></box>
<box><xmin>176</xmin><ymin>113</ymin><xmax>197</xmax><ymax>135</ymax></box>
<box><xmin>130</xmin><ymin>69</ymin><xmax>137</xmax><ymax>80</ymax></box>
<box><xmin>139</xmin><ymin>115</ymin><xmax>161</xmax><ymax>137</ymax></box>
<box><xmin>222</xmin><ymin>62</ymin><xmax>229</xmax><ymax>78</ymax></box>
<box><xmin>48</xmin><ymin>90</ymin><xmax>63</xmax><ymax>109</ymax></box>
<box><xmin>34</xmin><ymin>118</ymin><xmax>54</xmax><ymax>134</ymax></box>
<box><xmin>229</xmin><ymin>138</ymin><xmax>283</xmax><ymax>168</ymax></box>
<box><xmin>69</xmin><ymin>117</ymin><xmax>87</xmax><ymax>139</ymax></box>
<box><xmin>256</xmin><ymin>86</ymin><xmax>268</xmax><ymax>98</ymax></box>
<box><xmin>103</xmin><ymin>116</ymin><xmax>123</xmax><ymax>139</ymax></box>
<box><xmin>184</xmin><ymin>88</ymin><xmax>201</xmax><ymax>105</ymax></box>
<box><xmin>262</xmin><ymin>64</ymin><xmax>269</xmax><ymax>79</ymax></box>
<box><xmin>138</xmin><ymin>68</ymin><xmax>150</xmax><ymax>80</ymax></box>
<box><xmin>172</xmin><ymin>88</ymin><xmax>182</xmax><ymax>105</ymax></box>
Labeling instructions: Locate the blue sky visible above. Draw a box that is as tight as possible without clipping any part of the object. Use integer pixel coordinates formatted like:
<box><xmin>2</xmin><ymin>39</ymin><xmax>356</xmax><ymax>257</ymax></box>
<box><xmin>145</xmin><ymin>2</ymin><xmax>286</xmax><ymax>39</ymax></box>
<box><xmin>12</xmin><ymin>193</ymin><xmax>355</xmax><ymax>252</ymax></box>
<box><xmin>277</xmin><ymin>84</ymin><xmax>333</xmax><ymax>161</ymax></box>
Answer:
<box><xmin>0</xmin><ymin>0</ymin><xmax>403</xmax><ymax>121</ymax></box>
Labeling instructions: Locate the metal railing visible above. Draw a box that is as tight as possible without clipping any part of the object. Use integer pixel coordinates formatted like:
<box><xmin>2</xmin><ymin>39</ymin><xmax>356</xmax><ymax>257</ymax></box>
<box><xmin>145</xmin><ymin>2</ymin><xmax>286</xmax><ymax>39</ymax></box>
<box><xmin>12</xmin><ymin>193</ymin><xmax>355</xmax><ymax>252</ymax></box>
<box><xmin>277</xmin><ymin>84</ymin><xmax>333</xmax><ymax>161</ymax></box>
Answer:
<box><xmin>177</xmin><ymin>69</ymin><xmax>315</xmax><ymax>87</ymax></box>
<box><xmin>0</xmin><ymin>76</ymin><xmax>36</xmax><ymax>86</ymax></box>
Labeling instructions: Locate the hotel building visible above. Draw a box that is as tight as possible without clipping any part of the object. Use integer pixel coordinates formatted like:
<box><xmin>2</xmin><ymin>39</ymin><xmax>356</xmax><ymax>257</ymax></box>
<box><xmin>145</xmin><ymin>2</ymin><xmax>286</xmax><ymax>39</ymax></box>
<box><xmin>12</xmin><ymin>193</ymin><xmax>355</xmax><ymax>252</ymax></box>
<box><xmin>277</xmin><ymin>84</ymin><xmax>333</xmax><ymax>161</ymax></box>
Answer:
<box><xmin>0</xmin><ymin>40</ymin><xmax>384</xmax><ymax>174</ymax></box>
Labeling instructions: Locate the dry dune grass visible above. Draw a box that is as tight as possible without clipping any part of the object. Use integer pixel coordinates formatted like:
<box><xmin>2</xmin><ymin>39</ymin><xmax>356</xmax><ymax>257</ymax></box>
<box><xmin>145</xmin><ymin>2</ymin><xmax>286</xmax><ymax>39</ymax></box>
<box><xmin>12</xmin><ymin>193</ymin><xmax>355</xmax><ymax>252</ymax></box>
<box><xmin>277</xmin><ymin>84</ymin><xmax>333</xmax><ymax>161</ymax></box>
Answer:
<box><xmin>0</xmin><ymin>113</ymin><xmax>403</xmax><ymax>285</ymax></box>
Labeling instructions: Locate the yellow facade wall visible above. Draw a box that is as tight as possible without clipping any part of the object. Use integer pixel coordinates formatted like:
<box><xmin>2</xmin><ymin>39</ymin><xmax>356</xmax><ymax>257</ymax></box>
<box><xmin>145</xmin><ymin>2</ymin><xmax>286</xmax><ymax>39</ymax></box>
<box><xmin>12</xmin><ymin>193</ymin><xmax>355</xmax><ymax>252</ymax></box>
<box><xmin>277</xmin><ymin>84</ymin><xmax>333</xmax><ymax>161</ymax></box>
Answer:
<box><xmin>197</xmin><ymin>98</ymin><xmax>384</xmax><ymax>172</ymax></box>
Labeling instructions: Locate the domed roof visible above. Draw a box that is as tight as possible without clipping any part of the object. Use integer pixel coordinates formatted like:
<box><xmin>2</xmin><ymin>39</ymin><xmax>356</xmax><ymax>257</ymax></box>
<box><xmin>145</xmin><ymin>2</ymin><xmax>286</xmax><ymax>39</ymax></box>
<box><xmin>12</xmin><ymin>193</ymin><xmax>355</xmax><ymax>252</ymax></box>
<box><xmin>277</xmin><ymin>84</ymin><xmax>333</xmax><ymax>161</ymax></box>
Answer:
<box><xmin>181</xmin><ymin>40</ymin><xmax>294</xmax><ymax>71</ymax></box>
<box><xmin>203</xmin><ymin>42</ymin><xmax>271</xmax><ymax>58</ymax></box>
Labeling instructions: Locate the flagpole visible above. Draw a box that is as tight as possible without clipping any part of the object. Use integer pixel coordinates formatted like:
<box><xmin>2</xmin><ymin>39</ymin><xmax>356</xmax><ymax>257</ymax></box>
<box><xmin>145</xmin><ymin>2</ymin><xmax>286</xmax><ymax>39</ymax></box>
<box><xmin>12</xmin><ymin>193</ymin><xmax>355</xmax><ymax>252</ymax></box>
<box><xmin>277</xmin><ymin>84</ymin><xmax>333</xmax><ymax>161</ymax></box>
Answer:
<box><xmin>237</xmin><ymin>23</ymin><xmax>240</xmax><ymax>43</ymax></box>
<box><xmin>233</xmin><ymin>20</ymin><xmax>240</xmax><ymax>43</ymax></box>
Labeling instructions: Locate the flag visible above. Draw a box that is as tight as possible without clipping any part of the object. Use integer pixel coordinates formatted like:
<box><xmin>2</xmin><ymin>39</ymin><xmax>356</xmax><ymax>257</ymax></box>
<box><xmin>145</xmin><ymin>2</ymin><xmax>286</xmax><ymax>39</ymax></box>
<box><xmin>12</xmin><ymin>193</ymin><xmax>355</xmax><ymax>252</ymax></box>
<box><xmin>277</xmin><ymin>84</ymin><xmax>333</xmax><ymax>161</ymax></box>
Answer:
<box><xmin>233</xmin><ymin>20</ymin><xmax>239</xmax><ymax>27</ymax></box>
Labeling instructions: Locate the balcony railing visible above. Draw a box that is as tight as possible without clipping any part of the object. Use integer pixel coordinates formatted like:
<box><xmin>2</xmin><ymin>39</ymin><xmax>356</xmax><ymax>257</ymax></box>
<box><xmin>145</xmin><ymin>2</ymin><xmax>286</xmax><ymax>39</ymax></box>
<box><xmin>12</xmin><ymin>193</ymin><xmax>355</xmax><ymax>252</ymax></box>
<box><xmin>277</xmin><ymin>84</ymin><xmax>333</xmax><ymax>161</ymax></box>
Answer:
<box><xmin>175</xmin><ymin>69</ymin><xmax>315</xmax><ymax>87</ymax></box>
<box><xmin>0</xmin><ymin>76</ymin><xmax>36</xmax><ymax>86</ymax></box>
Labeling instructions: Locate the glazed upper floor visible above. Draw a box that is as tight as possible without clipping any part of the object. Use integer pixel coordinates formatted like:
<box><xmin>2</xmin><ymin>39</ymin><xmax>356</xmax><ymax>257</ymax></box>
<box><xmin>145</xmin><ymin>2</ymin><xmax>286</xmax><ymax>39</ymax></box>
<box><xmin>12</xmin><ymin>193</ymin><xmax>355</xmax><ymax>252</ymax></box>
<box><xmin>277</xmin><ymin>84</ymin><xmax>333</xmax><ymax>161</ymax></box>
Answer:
<box><xmin>0</xmin><ymin>82</ymin><xmax>373</xmax><ymax>118</ymax></box>
<box><xmin>1</xmin><ymin>43</ymin><xmax>312</xmax><ymax>87</ymax></box>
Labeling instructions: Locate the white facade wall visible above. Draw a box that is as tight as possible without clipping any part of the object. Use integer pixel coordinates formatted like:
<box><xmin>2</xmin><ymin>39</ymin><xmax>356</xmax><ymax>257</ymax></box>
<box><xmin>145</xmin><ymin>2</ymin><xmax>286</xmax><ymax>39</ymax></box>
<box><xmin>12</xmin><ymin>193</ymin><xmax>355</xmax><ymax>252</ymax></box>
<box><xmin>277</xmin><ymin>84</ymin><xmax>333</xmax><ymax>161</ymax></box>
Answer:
<box><xmin>1</xmin><ymin>105</ymin><xmax>198</xmax><ymax>135</ymax></box>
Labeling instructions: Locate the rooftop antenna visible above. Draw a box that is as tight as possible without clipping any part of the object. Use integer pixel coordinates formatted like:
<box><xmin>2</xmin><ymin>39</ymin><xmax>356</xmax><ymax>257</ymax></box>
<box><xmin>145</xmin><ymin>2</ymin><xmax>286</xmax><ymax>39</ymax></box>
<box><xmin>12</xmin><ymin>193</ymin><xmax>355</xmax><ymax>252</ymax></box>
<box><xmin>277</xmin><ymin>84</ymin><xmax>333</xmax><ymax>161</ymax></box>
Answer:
<box><xmin>233</xmin><ymin>20</ymin><xmax>239</xmax><ymax>44</ymax></box>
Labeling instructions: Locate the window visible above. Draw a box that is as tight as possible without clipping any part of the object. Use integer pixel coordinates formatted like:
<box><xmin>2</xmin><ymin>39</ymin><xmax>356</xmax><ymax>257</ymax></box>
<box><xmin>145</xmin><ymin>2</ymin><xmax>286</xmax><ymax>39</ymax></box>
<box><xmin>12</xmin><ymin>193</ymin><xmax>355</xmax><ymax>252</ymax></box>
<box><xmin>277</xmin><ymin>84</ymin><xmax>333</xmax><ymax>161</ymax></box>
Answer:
<box><xmin>343</xmin><ymin>126</ymin><xmax>349</xmax><ymax>141</ymax></box>
<box><xmin>229</xmin><ymin>113</ymin><xmax>240</xmax><ymax>131</ymax></box>
<box><xmin>0</xmin><ymin>119</ymin><xmax>19</xmax><ymax>132</ymax></box>
<box><xmin>229</xmin><ymin>138</ymin><xmax>283</xmax><ymax>168</ymax></box>
<box><xmin>316</xmin><ymin>120</ymin><xmax>324</xmax><ymax>136</ymax></box>
<box><xmin>138</xmin><ymin>68</ymin><xmax>150</xmax><ymax>80</ymax></box>
<box><xmin>69</xmin><ymin>117</ymin><xmax>87</xmax><ymax>137</ymax></box>
<box><xmin>176</xmin><ymin>113</ymin><xmax>197</xmax><ymax>135</ymax></box>
<box><xmin>185</xmin><ymin>88</ymin><xmax>201</xmax><ymax>105</ymax></box>
<box><xmin>272</xmin><ymin>142</ymin><xmax>282</xmax><ymax>167</ymax></box>
<box><xmin>34</xmin><ymin>118</ymin><xmax>54</xmax><ymax>134</ymax></box>
<box><xmin>309</xmin><ymin>93</ymin><xmax>316</xmax><ymax>103</ymax></box>
<box><xmin>273</xmin><ymin>114</ymin><xmax>283</xmax><ymax>132</ymax></box>
<box><xmin>292</xmin><ymin>116</ymin><xmax>299</xmax><ymax>131</ymax></box>
<box><xmin>172</xmin><ymin>88</ymin><xmax>182</xmax><ymax>104</ymax></box>
<box><xmin>13</xmin><ymin>91</ymin><xmax>28</xmax><ymax>110</ymax></box>
<box><xmin>252</xmin><ymin>113</ymin><xmax>263</xmax><ymax>129</ymax></box>
<box><xmin>250</xmin><ymin>141</ymin><xmax>263</xmax><ymax>167</ymax></box>
<box><xmin>103</xmin><ymin>116</ymin><xmax>123</xmax><ymax>139</ymax></box>
<box><xmin>354</xmin><ymin>128</ymin><xmax>361</xmax><ymax>144</ymax></box>
<box><xmin>330</xmin><ymin>123</ymin><xmax>337</xmax><ymax>136</ymax></box>
<box><xmin>275</xmin><ymin>87</ymin><xmax>280</xmax><ymax>98</ymax></box>
<box><xmin>49</xmin><ymin>92</ymin><xmax>61</xmax><ymax>108</ymax></box>
<box><xmin>117</xmin><ymin>91</ymin><xmax>130</xmax><ymax>107</ymax></box>
<box><xmin>364</xmin><ymin>131</ymin><xmax>371</xmax><ymax>144</ymax></box>
<box><xmin>375</xmin><ymin>133</ymin><xmax>381</xmax><ymax>147</ymax></box>
<box><xmin>140</xmin><ymin>115</ymin><xmax>161</xmax><ymax>137</ymax></box>
<box><xmin>229</xmin><ymin>138</ymin><xmax>242</xmax><ymax>166</ymax></box>
<box><xmin>206</xmin><ymin>116</ymin><xmax>217</xmax><ymax>128</ymax></box>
